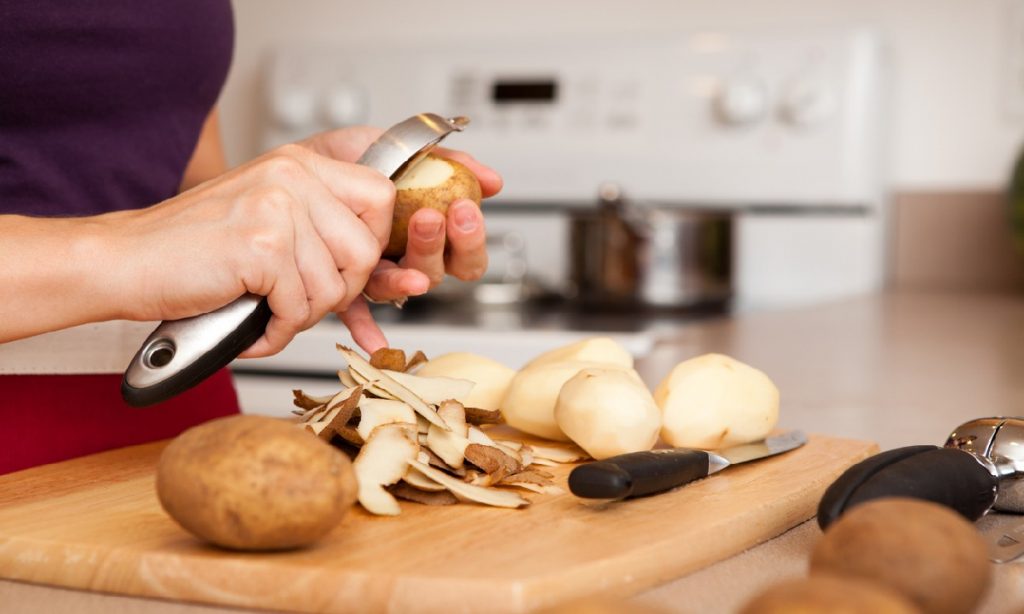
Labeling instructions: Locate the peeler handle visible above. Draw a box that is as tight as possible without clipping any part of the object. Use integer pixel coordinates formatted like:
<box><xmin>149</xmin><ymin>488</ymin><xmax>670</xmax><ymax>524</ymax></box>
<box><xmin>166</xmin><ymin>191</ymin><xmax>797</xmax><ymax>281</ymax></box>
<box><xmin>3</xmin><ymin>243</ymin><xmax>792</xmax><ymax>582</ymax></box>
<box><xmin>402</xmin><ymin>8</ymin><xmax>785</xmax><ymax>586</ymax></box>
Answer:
<box><xmin>121</xmin><ymin>295</ymin><xmax>271</xmax><ymax>407</ymax></box>
<box><xmin>817</xmin><ymin>445</ymin><xmax>998</xmax><ymax>529</ymax></box>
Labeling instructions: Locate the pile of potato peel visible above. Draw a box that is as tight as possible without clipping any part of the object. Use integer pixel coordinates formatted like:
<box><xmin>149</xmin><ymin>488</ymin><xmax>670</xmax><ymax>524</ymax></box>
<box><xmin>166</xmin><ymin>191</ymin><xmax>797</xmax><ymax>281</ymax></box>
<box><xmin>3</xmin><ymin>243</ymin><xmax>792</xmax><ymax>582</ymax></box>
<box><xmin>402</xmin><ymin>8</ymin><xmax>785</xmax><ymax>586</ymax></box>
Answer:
<box><xmin>292</xmin><ymin>345</ymin><xmax>590</xmax><ymax>516</ymax></box>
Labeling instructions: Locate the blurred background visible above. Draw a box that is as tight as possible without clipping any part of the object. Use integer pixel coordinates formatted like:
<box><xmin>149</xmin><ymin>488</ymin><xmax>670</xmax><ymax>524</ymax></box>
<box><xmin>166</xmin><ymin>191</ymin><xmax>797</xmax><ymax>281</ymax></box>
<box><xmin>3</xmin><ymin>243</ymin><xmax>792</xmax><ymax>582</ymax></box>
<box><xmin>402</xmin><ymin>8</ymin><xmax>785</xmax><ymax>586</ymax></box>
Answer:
<box><xmin>225</xmin><ymin>0</ymin><xmax>1024</xmax><ymax>409</ymax></box>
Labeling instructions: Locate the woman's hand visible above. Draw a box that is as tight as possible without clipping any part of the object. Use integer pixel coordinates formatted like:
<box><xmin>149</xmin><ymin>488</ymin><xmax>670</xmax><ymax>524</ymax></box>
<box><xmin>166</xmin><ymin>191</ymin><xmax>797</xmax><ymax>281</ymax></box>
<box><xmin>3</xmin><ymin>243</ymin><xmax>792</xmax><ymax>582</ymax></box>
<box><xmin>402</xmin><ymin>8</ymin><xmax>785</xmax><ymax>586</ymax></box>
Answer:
<box><xmin>302</xmin><ymin>126</ymin><xmax>503</xmax><ymax>291</ymax></box>
<box><xmin>100</xmin><ymin>142</ymin><xmax>397</xmax><ymax>358</ymax></box>
<box><xmin>300</xmin><ymin>126</ymin><xmax>503</xmax><ymax>351</ymax></box>
<box><xmin>1</xmin><ymin>126</ymin><xmax>502</xmax><ymax>357</ymax></box>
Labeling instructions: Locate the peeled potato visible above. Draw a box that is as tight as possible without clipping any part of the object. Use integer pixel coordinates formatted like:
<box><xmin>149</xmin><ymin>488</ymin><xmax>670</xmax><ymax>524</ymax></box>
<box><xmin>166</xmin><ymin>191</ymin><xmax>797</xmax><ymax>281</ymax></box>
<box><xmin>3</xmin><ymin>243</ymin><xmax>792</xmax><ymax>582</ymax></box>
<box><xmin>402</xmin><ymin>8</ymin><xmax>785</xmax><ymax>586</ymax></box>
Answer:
<box><xmin>501</xmin><ymin>361</ymin><xmax>642</xmax><ymax>441</ymax></box>
<box><xmin>415</xmin><ymin>352</ymin><xmax>516</xmax><ymax>411</ymax></box>
<box><xmin>740</xmin><ymin>575</ymin><xmax>920</xmax><ymax>614</ymax></box>
<box><xmin>156</xmin><ymin>415</ymin><xmax>357</xmax><ymax>551</ymax></box>
<box><xmin>655</xmin><ymin>353</ymin><xmax>779</xmax><ymax>449</ymax></box>
<box><xmin>385</xmin><ymin>154</ymin><xmax>482</xmax><ymax>259</ymax></box>
<box><xmin>555</xmin><ymin>368</ymin><xmax>661</xmax><ymax>459</ymax></box>
<box><xmin>524</xmin><ymin>336</ymin><xmax>634</xmax><ymax>370</ymax></box>
<box><xmin>810</xmin><ymin>498</ymin><xmax>990</xmax><ymax>614</ymax></box>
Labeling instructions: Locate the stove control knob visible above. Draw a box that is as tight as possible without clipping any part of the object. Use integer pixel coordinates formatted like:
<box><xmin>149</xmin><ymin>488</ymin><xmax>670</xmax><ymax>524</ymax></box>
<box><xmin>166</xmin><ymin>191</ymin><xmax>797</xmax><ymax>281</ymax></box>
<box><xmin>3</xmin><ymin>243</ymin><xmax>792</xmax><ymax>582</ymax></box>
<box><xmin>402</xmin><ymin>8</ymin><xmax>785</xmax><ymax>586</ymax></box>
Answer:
<box><xmin>323</xmin><ymin>83</ymin><xmax>368</xmax><ymax>127</ymax></box>
<box><xmin>714</xmin><ymin>78</ymin><xmax>768</xmax><ymax>126</ymax></box>
<box><xmin>780</xmin><ymin>80</ymin><xmax>836</xmax><ymax>127</ymax></box>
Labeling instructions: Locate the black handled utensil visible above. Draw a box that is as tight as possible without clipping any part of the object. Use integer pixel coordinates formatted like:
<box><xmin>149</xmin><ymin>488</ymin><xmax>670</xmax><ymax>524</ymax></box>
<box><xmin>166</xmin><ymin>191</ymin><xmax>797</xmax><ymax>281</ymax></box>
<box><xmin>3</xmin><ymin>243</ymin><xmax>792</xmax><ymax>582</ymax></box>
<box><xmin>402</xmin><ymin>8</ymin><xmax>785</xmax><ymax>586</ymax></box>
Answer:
<box><xmin>816</xmin><ymin>445</ymin><xmax>998</xmax><ymax>529</ymax></box>
<box><xmin>568</xmin><ymin>430</ymin><xmax>808</xmax><ymax>501</ymax></box>
<box><xmin>816</xmin><ymin>416</ymin><xmax>1024</xmax><ymax>531</ymax></box>
<box><xmin>121</xmin><ymin>114</ymin><xmax>469</xmax><ymax>407</ymax></box>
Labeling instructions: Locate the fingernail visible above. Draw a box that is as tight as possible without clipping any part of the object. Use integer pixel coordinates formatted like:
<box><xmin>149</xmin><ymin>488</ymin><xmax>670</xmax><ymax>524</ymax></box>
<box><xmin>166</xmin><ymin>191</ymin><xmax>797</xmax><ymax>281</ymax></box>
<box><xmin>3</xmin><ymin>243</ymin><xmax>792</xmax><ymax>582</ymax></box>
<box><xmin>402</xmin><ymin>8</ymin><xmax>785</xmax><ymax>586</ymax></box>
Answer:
<box><xmin>414</xmin><ymin>215</ymin><xmax>443</xmax><ymax>238</ymax></box>
<box><xmin>454</xmin><ymin>203</ymin><xmax>479</xmax><ymax>232</ymax></box>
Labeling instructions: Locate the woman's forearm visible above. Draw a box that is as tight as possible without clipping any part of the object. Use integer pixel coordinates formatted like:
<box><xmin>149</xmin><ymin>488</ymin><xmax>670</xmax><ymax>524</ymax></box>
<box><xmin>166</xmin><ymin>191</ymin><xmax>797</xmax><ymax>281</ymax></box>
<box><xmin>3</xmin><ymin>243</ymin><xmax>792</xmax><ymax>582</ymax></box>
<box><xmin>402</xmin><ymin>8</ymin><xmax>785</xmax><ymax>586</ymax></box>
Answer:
<box><xmin>0</xmin><ymin>213</ymin><xmax>127</xmax><ymax>342</ymax></box>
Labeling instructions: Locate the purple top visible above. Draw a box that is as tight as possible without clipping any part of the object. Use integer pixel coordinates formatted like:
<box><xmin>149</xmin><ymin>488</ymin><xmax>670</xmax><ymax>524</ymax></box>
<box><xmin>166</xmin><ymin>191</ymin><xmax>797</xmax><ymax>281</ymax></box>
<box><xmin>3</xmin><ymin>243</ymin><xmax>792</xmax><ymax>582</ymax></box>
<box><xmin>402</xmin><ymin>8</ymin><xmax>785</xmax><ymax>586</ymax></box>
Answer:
<box><xmin>0</xmin><ymin>0</ymin><xmax>234</xmax><ymax>217</ymax></box>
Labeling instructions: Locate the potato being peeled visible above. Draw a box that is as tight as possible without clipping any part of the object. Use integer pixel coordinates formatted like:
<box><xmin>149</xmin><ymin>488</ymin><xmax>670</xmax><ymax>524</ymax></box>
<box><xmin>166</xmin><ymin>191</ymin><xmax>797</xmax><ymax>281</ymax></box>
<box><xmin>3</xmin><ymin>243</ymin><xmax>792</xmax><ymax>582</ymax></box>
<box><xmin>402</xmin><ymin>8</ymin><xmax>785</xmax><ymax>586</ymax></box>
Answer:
<box><xmin>156</xmin><ymin>415</ymin><xmax>357</xmax><ymax>551</ymax></box>
<box><xmin>524</xmin><ymin>336</ymin><xmax>634</xmax><ymax>370</ymax></box>
<box><xmin>655</xmin><ymin>353</ymin><xmax>778</xmax><ymax>449</ymax></box>
<box><xmin>555</xmin><ymin>368</ymin><xmax>661</xmax><ymax>459</ymax></box>
<box><xmin>415</xmin><ymin>352</ymin><xmax>516</xmax><ymax>411</ymax></box>
<box><xmin>385</xmin><ymin>154</ymin><xmax>482</xmax><ymax>259</ymax></box>
<box><xmin>501</xmin><ymin>361</ymin><xmax>642</xmax><ymax>441</ymax></box>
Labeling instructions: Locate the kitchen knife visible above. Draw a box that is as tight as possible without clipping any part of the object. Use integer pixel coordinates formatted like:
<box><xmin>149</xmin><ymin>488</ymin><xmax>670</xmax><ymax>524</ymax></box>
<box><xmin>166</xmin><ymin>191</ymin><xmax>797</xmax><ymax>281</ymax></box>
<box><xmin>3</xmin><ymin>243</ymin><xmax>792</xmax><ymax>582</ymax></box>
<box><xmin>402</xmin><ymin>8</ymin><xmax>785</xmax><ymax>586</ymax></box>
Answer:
<box><xmin>121</xmin><ymin>114</ymin><xmax>469</xmax><ymax>408</ymax></box>
<box><xmin>568</xmin><ymin>430</ymin><xmax>808</xmax><ymax>500</ymax></box>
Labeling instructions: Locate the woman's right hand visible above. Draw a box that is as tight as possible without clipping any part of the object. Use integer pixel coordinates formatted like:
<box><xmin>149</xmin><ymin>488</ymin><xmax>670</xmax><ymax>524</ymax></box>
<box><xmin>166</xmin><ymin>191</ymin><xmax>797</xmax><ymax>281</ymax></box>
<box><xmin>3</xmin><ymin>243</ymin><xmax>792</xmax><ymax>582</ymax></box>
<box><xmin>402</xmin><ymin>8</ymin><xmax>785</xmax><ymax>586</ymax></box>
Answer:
<box><xmin>98</xmin><ymin>143</ymin><xmax>400</xmax><ymax>357</ymax></box>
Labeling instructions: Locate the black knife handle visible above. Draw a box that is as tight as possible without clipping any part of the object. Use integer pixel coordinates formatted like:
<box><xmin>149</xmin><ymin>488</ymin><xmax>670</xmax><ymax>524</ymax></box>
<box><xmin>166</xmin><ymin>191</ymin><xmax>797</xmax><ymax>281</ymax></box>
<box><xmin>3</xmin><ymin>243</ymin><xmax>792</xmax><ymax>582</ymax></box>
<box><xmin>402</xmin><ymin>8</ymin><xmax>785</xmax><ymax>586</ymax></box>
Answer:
<box><xmin>569</xmin><ymin>449</ymin><xmax>711</xmax><ymax>499</ymax></box>
<box><xmin>817</xmin><ymin>445</ymin><xmax>998</xmax><ymax>529</ymax></box>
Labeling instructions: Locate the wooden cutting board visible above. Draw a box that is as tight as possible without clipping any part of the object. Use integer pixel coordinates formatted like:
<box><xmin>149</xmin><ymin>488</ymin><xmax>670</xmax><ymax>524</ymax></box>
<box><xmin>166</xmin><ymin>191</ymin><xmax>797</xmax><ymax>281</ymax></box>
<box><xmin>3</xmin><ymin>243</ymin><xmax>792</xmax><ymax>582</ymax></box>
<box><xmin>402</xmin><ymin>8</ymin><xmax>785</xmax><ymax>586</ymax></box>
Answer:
<box><xmin>0</xmin><ymin>434</ymin><xmax>876</xmax><ymax>613</ymax></box>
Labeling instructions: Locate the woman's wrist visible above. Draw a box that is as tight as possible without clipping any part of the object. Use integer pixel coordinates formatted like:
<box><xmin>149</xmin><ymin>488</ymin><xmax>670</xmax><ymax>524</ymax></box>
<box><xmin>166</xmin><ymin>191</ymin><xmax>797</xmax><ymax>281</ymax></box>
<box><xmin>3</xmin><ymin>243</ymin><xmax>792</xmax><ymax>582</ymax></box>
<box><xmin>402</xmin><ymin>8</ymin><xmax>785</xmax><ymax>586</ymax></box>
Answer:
<box><xmin>64</xmin><ymin>212</ymin><xmax>137</xmax><ymax>323</ymax></box>
<box><xmin>0</xmin><ymin>212</ymin><xmax>144</xmax><ymax>343</ymax></box>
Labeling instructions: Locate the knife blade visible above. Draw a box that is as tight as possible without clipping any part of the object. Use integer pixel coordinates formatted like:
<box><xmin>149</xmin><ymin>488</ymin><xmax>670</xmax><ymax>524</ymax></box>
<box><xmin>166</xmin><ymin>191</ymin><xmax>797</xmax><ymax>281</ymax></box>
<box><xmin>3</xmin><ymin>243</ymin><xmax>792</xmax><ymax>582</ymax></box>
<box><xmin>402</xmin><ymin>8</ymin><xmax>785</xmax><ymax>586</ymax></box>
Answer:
<box><xmin>568</xmin><ymin>430</ymin><xmax>808</xmax><ymax>500</ymax></box>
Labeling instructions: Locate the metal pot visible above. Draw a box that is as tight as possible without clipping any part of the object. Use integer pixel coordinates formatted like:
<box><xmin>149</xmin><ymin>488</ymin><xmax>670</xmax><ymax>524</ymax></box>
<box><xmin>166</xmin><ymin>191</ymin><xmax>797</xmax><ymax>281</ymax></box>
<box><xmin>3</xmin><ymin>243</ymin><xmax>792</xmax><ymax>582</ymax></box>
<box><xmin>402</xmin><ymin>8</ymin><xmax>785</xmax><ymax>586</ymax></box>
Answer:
<box><xmin>568</xmin><ymin>185</ymin><xmax>733</xmax><ymax>309</ymax></box>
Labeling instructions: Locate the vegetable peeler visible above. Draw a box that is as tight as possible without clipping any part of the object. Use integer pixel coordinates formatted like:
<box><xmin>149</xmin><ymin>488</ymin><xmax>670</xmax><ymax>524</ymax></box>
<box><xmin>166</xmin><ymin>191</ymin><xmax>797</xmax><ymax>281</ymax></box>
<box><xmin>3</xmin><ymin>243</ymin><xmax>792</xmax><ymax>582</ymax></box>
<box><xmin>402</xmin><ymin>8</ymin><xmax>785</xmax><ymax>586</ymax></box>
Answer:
<box><xmin>818</xmin><ymin>416</ymin><xmax>1024</xmax><ymax>563</ymax></box>
<box><xmin>121</xmin><ymin>113</ymin><xmax>469</xmax><ymax>407</ymax></box>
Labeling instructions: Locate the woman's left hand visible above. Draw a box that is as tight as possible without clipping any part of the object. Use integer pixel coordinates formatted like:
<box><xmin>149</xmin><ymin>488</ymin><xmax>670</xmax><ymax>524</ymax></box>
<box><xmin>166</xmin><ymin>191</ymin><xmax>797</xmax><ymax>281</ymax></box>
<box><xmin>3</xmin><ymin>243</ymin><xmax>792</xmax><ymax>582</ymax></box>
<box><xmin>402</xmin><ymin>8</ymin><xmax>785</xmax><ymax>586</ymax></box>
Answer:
<box><xmin>301</xmin><ymin>126</ymin><xmax>503</xmax><ymax>350</ymax></box>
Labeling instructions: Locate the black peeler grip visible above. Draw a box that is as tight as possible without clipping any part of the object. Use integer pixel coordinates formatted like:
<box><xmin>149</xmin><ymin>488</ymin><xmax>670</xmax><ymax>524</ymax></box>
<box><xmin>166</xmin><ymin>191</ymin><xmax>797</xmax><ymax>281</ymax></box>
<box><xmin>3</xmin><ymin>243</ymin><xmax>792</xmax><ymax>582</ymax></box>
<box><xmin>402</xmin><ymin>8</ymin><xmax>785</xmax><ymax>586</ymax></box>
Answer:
<box><xmin>817</xmin><ymin>445</ymin><xmax>998</xmax><ymax>529</ymax></box>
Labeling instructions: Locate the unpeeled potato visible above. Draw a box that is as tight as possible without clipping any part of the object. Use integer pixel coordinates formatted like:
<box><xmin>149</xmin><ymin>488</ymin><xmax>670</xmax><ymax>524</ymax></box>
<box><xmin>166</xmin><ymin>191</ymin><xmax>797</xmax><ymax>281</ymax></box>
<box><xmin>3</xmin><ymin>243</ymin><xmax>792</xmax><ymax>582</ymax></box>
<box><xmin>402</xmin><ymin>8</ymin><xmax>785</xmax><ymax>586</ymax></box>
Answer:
<box><xmin>156</xmin><ymin>415</ymin><xmax>357</xmax><ymax>551</ymax></box>
<box><xmin>385</xmin><ymin>154</ymin><xmax>482</xmax><ymax>259</ymax></box>
<box><xmin>739</xmin><ymin>574</ymin><xmax>920</xmax><ymax>614</ymax></box>
<box><xmin>810</xmin><ymin>498</ymin><xmax>990</xmax><ymax>614</ymax></box>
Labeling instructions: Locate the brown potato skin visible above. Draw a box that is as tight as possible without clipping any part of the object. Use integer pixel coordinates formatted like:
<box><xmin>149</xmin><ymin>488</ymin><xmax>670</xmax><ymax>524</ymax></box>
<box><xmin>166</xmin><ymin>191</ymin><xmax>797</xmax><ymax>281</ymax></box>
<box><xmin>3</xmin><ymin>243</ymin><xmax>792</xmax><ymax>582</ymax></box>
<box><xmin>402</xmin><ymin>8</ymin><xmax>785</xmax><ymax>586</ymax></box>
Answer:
<box><xmin>384</xmin><ymin>155</ymin><xmax>482</xmax><ymax>260</ymax></box>
<box><xmin>810</xmin><ymin>498</ymin><xmax>990</xmax><ymax>614</ymax></box>
<box><xmin>156</xmin><ymin>415</ymin><xmax>357</xmax><ymax>551</ymax></box>
<box><xmin>740</xmin><ymin>575</ymin><xmax>920</xmax><ymax>614</ymax></box>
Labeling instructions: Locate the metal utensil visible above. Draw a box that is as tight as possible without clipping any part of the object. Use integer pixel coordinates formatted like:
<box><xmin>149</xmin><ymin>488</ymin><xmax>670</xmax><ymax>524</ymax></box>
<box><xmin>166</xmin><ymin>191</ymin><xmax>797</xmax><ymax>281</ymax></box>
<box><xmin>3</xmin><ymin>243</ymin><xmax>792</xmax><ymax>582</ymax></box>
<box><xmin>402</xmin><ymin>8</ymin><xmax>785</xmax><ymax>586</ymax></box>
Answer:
<box><xmin>986</xmin><ymin>520</ymin><xmax>1024</xmax><ymax>563</ymax></box>
<box><xmin>948</xmin><ymin>417</ymin><xmax>1024</xmax><ymax>563</ymax></box>
<box><xmin>946</xmin><ymin>417</ymin><xmax>1024</xmax><ymax>512</ymax></box>
<box><xmin>121</xmin><ymin>113</ymin><xmax>469</xmax><ymax>407</ymax></box>
<box><xmin>816</xmin><ymin>445</ymin><xmax>999</xmax><ymax>530</ymax></box>
<box><xmin>817</xmin><ymin>416</ymin><xmax>1024</xmax><ymax>564</ymax></box>
<box><xmin>568</xmin><ymin>430</ymin><xmax>807</xmax><ymax>501</ymax></box>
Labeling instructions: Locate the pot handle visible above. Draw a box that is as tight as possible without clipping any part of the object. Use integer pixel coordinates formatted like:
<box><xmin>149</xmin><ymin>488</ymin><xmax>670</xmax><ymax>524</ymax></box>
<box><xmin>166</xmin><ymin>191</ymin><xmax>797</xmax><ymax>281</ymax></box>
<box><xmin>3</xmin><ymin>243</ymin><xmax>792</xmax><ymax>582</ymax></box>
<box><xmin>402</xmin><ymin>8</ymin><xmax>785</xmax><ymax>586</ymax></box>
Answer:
<box><xmin>598</xmin><ymin>183</ymin><xmax>653</xmax><ymax>238</ymax></box>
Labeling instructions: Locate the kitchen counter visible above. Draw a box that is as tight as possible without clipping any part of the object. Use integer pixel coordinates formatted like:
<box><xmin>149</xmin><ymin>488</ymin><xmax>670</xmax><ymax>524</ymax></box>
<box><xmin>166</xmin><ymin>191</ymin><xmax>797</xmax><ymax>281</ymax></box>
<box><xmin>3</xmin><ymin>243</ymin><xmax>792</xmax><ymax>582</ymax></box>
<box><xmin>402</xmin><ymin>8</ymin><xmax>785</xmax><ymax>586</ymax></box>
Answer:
<box><xmin>3</xmin><ymin>290</ymin><xmax>1024</xmax><ymax>613</ymax></box>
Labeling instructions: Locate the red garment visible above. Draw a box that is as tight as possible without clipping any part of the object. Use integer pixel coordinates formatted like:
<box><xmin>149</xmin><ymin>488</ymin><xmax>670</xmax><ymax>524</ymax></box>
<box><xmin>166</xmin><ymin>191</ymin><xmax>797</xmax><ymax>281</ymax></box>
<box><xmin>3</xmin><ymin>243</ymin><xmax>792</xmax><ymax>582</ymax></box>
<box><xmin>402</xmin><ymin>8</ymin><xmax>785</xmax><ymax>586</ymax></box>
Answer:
<box><xmin>0</xmin><ymin>369</ymin><xmax>239</xmax><ymax>475</ymax></box>
<box><xmin>0</xmin><ymin>2</ymin><xmax>239</xmax><ymax>475</ymax></box>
